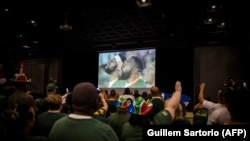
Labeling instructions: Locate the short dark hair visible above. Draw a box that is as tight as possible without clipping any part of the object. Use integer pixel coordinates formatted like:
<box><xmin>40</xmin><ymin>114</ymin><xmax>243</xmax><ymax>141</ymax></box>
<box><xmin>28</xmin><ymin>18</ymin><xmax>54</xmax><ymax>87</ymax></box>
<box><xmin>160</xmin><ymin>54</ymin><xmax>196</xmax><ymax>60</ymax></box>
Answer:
<box><xmin>72</xmin><ymin>82</ymin><xmax>99</xmax><ymax>115</ymax></box>
<box><xmin>110</xmin><ymin>89</ymin><xmax>116</xmax><ymax>97</ymax></box>
<box><xmin>131</xmin><ymin>56</ymin><xmax>143</xmax><ymax>72</ymax></box>
<box><xmin>124</xmin><ymin>88</ymin><xmax>130</xmax><ymax>94</ymax></box>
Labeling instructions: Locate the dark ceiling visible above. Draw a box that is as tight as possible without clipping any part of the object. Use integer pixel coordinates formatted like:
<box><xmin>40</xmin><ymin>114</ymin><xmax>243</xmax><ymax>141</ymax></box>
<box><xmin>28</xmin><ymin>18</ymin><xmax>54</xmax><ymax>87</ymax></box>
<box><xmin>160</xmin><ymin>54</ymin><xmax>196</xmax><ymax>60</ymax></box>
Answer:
<box><xmin>1</xmin><ymin>0</ymin><xmax>250</xmax><ymax>59</ymax></box>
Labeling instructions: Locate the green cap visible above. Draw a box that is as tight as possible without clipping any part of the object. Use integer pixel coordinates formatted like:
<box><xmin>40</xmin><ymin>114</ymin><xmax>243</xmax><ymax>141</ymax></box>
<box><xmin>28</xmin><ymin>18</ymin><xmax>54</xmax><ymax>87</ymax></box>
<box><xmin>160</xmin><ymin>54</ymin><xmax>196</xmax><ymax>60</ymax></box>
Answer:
<box><xmin>46</xmin><ymin>83</ymin><xmax>58</xmax><ymax>92</ymax></box>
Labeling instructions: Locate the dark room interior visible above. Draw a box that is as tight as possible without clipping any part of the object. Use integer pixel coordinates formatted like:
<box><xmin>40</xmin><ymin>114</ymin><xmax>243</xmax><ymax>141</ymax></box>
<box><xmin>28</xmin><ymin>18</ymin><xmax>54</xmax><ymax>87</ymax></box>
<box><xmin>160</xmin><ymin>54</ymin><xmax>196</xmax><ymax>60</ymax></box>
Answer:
<box><xmin>1</xmin><ymin>0</ymin><xmax>250</xmax><ymax>108</ymax></box>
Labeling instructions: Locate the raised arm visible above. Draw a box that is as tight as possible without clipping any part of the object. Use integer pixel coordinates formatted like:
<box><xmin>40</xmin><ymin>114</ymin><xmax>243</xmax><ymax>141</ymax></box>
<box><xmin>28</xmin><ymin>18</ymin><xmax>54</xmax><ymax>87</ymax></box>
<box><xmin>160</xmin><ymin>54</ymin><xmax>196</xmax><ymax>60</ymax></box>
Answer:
<box><xmin>198</xmin><ymin>82</ymin><xmax>206</xmax><ymax>104</ymax></box>
<box><xmin>165</xmin><ymin>81</ymin><xmax>182</xmax><ymax>120</ymax></box>
<box><xmin>99</xmin><ymin>91</ymin><xmax>108</xmax><ymax>112</ymax></box>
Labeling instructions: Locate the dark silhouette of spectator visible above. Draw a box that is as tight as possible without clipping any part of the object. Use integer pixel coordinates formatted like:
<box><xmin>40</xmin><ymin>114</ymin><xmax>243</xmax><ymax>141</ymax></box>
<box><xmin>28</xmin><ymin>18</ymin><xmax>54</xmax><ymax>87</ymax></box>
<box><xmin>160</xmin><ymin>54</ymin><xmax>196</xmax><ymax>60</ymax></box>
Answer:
<box><xmin>108</xmin><ymin>95</ymin><xmax>131</xmax><ymax>141</ymax></box>
<box><xmin>224</xmin><ymin>84</ymin><xmax>250</xmax><ymax>124</ymax></box>
<box><xmin>141</xmin><ymin>91</ymin><xmax>148</xmax><ymax>101</ymax></box>
<box><xmin>106</xmin><ymin>89</ymin><xmax>117</xmax><ymax>118</ymax></box>
<box><xmin>133</xmin><ymin>89</ymin><xmax>140</xmax><ymax>98</ymax></box>
<box><xmin>0</xmin><ymin>104</ymin><xmax>48</xmax><ymax>141</ymax></box>
<box><xmin>148</xmin><ymin>86</ymin><xmax>164</xmax><ymax>121</ymax></box>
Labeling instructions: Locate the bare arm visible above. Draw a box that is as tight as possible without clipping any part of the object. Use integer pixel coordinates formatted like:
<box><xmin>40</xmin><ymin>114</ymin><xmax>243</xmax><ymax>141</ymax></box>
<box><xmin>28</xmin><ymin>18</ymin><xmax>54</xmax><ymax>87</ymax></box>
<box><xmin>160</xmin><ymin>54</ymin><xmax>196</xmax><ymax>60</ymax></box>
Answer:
<box><xmin>165</xmin><ymin>81</ymin><xmax>182</xmax><ymax>120</ymax></box>
<box><xmin>99</xmin><ymin>92</ymin><xmax>108</xmax><ymax>112</ymax></box>
<box><xmin>198</xmin><ymin>82</ymin><xmax>206</xmax><ymax>104</ymax></box>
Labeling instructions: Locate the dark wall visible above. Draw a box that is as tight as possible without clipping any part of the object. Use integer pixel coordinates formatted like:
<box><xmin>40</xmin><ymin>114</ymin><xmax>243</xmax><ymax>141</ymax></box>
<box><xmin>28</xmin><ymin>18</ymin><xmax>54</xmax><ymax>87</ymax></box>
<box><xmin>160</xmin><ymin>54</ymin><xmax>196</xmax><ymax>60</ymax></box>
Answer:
<box><xmin>155</xmin><ymin>47</ymin><xmax>194</xmax><ymax>95</ymax></box>
<box><xmin>194</xmin><ymin>45</ymin><xmax>250</xmax><ymax>103</ymax></box>
<box><xmin>60</xmin><ymin>50</ymin><xmax>99</xmax><ymax>92</ymax></box>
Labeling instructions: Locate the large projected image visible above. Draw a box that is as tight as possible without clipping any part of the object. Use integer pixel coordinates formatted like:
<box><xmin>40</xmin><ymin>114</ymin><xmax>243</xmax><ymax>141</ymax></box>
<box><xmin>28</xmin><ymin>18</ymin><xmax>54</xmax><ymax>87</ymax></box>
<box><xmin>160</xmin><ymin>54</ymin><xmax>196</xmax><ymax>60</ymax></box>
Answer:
<box><xmin>98</xmin><ymin>48</ymin><xmax>156</xmax><ymax>88</ymax></box>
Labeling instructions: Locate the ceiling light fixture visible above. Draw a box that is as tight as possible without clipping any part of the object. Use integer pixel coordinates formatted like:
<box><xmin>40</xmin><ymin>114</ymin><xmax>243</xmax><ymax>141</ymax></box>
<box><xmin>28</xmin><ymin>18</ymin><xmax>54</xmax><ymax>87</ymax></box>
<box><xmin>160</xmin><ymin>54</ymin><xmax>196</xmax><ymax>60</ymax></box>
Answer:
<box><xmin>207</xmin><ymin>4</ymin><xmax>221</xmax><ymax>12</ymax></box>
<box><xmin>22</xmin><ymin>45</ymin><xmax>30</xmax><ymax>49</ymax></box>
<box><xmin>204</xmin><ymin>17</ymin><xmax>217</xmax><ymax>25</ymax></box>
<box><xmin>59</xmin><ymin>12</ymin><xmax>72</xmax><ymax>31</ymax></box>
<box><xmin>136</xmin><ymin>0</ymin><xmax>152</xmax><ymax>7</ymax></box>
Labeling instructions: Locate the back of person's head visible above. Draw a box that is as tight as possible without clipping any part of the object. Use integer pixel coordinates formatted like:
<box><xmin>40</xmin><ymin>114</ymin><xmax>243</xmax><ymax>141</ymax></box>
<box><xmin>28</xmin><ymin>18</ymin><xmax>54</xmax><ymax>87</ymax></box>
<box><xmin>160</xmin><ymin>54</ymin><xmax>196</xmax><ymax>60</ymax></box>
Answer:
<box><xmin>104</xmin><ymin>89</ymin><xmax>108</xmax><ymax>94</ymax></box>
<box><xmin>174</xmin><ymin>103</ymin><xmax>184</xmax><ymax>121</ymax></box>
<box><xmin>124</xmin><ymin>88</ymin><xmax>130</xmax><ymax>95</ymax></box>
<box><xmin>134</xmin><ymin>89</ymin><xmax>139</xmax><ymax>94</ymax></box>
<box><xmin>1</xmin><ymin>104</ymin><xmax>35</xmax><ymax>133</ymax></box>
<box><xmin>110</xmin><ymin>89</ymin><xmax>116</xmax><ymax>98</ymax></box>
<box><xmin>71</xmin><ymin>82</ymin><xmax>99</xmax><ymax>116</ymax></box>
<box><xmin>217</xmin><ymin>88</ymin><xmax>227</xmax><ymax>104</ymax></box>
<box><xmin>46</xmin><ymin>83</ymin><xmax>58</xmax><ymax>93</ymax></box>
<box><xmin>180</xmin><ymin>101</ymin><xmax>186</xmax><ymax>117</ymax></box>
<box><xmin>223</xmin><ymin>77</ymin><xmax>240</xmax><ymax>90</ymax></box>
<box><xmin>133</xmin><ymin>89</ymin><xmax>140</xmax><ymax>98</ymax></box>
<box><xmin>46</xmin><ymin>94</ymin><xmax>62</xmax><ymax>111</ymax></box>
<box><xmin>142</xmin><ymin>91</ymin><xmax>148</xmax><ymax>100</ymax></box>
<box><xmin>150</xmin><ymin>86</ymin><xmax>160</xmax><ymax>96</ymax></box>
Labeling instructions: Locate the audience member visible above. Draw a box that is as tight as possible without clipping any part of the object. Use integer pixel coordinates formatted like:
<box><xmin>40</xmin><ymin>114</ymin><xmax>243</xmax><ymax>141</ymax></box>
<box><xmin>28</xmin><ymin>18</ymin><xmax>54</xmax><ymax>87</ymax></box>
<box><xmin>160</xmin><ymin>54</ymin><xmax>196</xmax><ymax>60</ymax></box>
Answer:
<box><xmin>172</xmin><ymin>103</ymin><xmax>192</xmax><ymax>125</ymax></box>
<box><xmin>198</xmin><ymin>82</ymin><xmax>231</xmax><ymax>125</ymax></box>
<box><xmin>35</xmin><ymin>94</ymin><xmax>66</xmax><ymax>137</ymax></box>
<box><xmin>148</xmin><ymin>86</ymin><xmax>164</xmax><ymax>121</ymax></box>
<box><xmin>108</xmin><ymin>95</ymin><xmax>131</xmax><ymax>141</ymax></box>
<box><xmin>36</xmin><ymin>83</ymin><xmax>58</xmax><ymax>115</ymax></box>
<box><xmin>224</xmin><ymin>84</ymin><xmax>250</xmax><ymax>124</ymax></box>
<box><xmin>121</xmin><ymin>96</ymin><xmax>153</xmax><ymax>141</ymax></box>
<box><xmin>7</xmin><ymin>69</ymin><xmax>35</xmax><ymax>111</ymax></box>
<box><xmin>0</xmin><ymin>104</ymin><xmax>47</xmax><ymax>141</ymax></box>
<box><xmin>133</xmin><ymin>89</ymin><xmax>140</xmax><ymax>98</ymax></box>
<box><xmin>121</xmin><ymin>81</ymin><xmax>182</xmax><ymax>141</ymax></box>
<box><xmin>48</xmin><ymin>82</ymin><xmax>118</xmax><ymax>141</ymax></box>
<box><xmin>192</xmin><ymin>103</ymin><xmax>208</xmax><ymax>125</ymax></box>
<box><xmin>93</xmin><ymin>88</ymin><xmax>109</xmax><ymax>123</ymax></box>
<box><xmin>141</xmin><ymin>91</ymin><xmax>148</xmax><ymax>101</ymax></box>
<box><xmin>122</xmin><ymin>88</ymin><xmax>135</xmax><ymax>105</ymax></box>
<box><xmin>106</xmin><ymin>89</ymin><xmax>118</xmax><ymax>118</ymax></box>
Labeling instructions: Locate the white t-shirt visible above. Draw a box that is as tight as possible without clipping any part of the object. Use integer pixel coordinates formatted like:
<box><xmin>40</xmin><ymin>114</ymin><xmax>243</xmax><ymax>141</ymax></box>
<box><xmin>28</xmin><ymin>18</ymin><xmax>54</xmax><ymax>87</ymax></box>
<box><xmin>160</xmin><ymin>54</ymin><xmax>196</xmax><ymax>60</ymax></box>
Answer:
<box><xmin>202</xmin><ymin>100</ymin><xmax>231</xmax><ymax>125</ymax></box>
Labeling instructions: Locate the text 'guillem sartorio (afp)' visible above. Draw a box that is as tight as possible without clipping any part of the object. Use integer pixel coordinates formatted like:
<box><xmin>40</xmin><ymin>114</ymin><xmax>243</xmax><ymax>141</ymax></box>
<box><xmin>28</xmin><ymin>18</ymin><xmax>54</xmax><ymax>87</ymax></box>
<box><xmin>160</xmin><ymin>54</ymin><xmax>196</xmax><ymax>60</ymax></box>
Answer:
<box><xmin>143</xmin><ymin>126</ymin><xmax>249</xmax><ymax>140</ymax></box>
